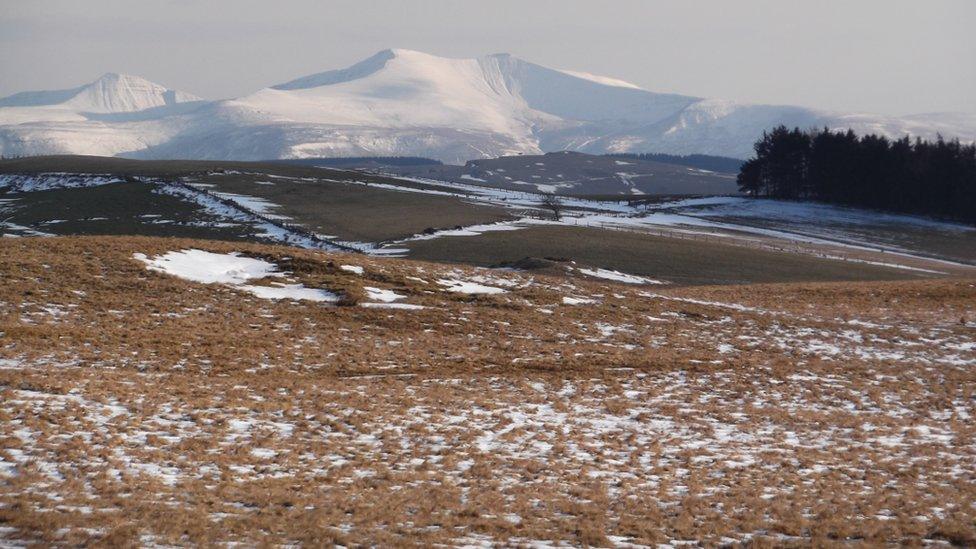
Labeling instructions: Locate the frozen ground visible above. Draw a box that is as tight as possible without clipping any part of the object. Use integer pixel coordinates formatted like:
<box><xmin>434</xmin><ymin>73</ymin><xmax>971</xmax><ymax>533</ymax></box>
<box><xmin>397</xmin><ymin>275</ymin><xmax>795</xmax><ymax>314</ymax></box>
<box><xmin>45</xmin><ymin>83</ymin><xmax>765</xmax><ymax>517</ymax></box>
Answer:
<box><xmin>1</xmin><ymin>235</ymin><xmax>974</xmax><ymax>546</ymax></box>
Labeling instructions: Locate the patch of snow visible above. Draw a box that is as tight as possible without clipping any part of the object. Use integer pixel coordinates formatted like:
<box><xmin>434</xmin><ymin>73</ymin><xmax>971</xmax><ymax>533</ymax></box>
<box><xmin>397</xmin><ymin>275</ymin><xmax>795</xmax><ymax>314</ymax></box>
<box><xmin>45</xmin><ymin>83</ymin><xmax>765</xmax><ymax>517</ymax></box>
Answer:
<box><xmin>360</xmin><ymin>302</ymin><xmax>427</xmax><ymax>310</ymax></box>
<box><xmin>134</xmin><ymin>249</ymin><xmax>281</xmax><ymax>284</ymax></box>
<box><xmin>563</xmin><ymin>296</ymin><xmax>597</xmax><ymax>305</ymax></box>
<box><xmin>364</xmin><ymin>286</ymin><xmax>405</xmax><ymax>303</ymax></box>
<box><xmin>134</xmin><ymin>249</ymin><xmax>338</xmax><ymax>303</ymax></box>
<box><xmin>437</xmin><ymin>278</ymin><xmax>507</xmax><ymax>295</ymax></box>
<box><xmin>578</xmin><ymin>267</ymin><xmax>666</xmax><ymax>285</ymax></box>
<box><xmin>240</xmin><ymin>283</ymin><xmax>337</xmax><ymax>302</ymax></box>
<box><xmin>556</xmin><ymin>69</ymin><xmax>644</xmax><ymax>90</ymax></box>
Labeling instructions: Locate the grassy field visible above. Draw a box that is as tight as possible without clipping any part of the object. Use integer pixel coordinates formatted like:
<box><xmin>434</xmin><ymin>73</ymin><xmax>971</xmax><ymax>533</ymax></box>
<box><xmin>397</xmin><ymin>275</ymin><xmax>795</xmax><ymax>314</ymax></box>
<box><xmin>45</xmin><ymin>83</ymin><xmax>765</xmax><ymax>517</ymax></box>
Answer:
<box><xmin>0</xmin><ymin>155</ymin><xmax>458</xmax><ymax>194</ymax></box>
<box><xmin>0</xmin><ymin>155</ymin><xmax>370</xmax><ymax>179</ymax></box>
<box><xmin>0</xmin><ymin>235</ymin><xmax>973</xmax><ymax>546</ymax></box>
<box><xmin>3</xmin><ymin>156</ymin><xmax>969</xmax><ymax>285</ymax></box>
<box><xmin>0</xmin><ymin>182</ymin><xmax>255</xmax><ymax>241</ymax></box>
<box><xmin>403</xmin><ymin>224</ymin><xmax>929</xmax><ymax>286</ymax></box>
<box><xmin>194</xmin><ymin>172</ymin><xmax>512</xmax><ymax>242</ymax></box>
<box><xmin>1</xmin><ymin>155</ymin><xmax>517</xmax><ymax>244</ymax></box>
<box><xmin>707</xmin><ymin>214</ymin><xmax>976</xmax><ymax>265</ymax></box>
<box><xmin>390</xmin><ymin>151</ymin><xmax>739</xmax><ymax>196</ymax></box>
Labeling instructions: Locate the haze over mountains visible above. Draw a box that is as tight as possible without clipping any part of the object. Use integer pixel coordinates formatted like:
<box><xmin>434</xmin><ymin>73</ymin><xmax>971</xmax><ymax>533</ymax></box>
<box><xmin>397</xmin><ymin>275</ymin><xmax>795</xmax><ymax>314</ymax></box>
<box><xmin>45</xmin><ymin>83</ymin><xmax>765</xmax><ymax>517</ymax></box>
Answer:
<box><xmin>2</xmin><ymin>48</ymin><xmax>974</xmax><ymax>164</ymax></box>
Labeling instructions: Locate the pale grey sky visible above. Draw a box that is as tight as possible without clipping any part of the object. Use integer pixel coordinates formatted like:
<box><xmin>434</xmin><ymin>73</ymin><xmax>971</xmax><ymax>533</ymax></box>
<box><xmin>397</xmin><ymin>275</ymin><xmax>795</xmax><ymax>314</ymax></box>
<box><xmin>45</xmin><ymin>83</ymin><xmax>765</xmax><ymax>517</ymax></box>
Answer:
<box><xmin>1</xmin><ymin>0</ymin><xmax>973</xmax><ymax>115</ymax></box>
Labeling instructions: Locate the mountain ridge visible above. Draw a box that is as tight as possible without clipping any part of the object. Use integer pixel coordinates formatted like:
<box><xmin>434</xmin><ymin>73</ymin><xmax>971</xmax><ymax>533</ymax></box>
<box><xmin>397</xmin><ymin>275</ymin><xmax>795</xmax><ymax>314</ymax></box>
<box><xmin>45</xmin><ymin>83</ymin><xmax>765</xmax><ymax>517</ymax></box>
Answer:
<box><xmin>1</xmin><ymin>48</ymin><xmax>974</xmax><ymax>163</ymax></box>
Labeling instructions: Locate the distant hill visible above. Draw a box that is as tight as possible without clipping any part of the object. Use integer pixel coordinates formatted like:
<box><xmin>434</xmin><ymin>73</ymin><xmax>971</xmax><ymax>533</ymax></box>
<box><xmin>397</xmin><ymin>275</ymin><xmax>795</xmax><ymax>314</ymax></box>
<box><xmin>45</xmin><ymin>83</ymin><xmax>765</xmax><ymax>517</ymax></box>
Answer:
<box><xmin>388</xmin><ymin>151</ymin><xmax>739</xmax><ymax>196</ymax></box>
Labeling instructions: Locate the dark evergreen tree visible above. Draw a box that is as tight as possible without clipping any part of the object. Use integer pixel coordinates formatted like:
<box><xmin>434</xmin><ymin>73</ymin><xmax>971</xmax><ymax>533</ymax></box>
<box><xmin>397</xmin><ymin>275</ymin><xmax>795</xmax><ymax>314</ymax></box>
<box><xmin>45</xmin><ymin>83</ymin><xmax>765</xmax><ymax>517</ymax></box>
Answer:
<box><xmin>738</xmin><ymin>127</ymin><xmax>976</xmax><ymax>224</ymax></box>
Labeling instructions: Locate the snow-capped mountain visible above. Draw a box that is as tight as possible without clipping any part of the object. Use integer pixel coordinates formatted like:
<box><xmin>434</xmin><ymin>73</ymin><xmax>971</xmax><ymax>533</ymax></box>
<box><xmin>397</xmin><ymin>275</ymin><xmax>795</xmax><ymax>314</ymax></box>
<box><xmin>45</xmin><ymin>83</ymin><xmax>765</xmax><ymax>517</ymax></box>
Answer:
<box><xmin>0</xmin><ymin>73</ymin><xmax>201</xmax><ymax>124</ymax></box>
<box><xmin>1</xmin><ymin>49</ymin><xmax>974</xmax><ymax>162</ymax></box>
<box><xmin>0</xmin><ymin>73</ymin><xmax>204</xmax><ymax>157</ymax></box>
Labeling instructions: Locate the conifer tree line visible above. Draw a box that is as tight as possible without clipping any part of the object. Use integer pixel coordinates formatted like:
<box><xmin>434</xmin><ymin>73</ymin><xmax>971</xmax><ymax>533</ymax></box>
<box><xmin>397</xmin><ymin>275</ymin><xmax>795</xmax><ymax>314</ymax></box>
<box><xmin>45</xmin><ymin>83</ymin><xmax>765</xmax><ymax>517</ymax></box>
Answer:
<box><xmin>737</xmin><ymin>126</ymin><xmax>976</xmax><ymax>224</ymax></box>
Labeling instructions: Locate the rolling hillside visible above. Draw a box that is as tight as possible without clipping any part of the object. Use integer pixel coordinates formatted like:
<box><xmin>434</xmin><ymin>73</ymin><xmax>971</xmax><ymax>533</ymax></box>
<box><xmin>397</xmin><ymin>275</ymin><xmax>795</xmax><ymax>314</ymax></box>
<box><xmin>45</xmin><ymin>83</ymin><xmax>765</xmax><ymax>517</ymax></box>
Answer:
<box><xmin>1</xmin><ymin>235</ymin><xmax>974</xmax><ymax>546</ymax></box>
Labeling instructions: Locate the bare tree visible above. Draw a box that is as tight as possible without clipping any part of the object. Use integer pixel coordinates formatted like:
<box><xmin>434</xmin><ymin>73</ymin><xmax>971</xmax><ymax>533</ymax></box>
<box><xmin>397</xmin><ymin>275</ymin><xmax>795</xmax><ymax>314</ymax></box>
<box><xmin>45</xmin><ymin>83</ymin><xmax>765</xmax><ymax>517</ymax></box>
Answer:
<box><xmin>539</xmin><ymin>193</ymin><xmax>564</xmax><ymax>221</ymax></box>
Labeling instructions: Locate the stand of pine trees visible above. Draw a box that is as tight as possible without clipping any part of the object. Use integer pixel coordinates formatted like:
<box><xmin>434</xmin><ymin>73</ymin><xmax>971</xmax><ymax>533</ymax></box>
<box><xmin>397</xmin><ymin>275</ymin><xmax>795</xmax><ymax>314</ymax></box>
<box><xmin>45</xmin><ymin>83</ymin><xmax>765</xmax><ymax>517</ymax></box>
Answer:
<box><xmin>737</xmin><ymin>126</ymin><xmax>976</xmax><ymax>224</ymax></box>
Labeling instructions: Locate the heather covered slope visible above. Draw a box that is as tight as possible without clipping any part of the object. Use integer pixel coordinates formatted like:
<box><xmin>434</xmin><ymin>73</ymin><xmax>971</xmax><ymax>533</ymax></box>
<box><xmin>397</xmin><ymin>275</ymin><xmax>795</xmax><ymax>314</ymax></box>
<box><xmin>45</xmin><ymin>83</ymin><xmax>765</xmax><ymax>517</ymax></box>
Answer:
<box><xmin>1</xmin><ymin>236</ymin><xmax>974</xmax><ymax>546</ymax></box>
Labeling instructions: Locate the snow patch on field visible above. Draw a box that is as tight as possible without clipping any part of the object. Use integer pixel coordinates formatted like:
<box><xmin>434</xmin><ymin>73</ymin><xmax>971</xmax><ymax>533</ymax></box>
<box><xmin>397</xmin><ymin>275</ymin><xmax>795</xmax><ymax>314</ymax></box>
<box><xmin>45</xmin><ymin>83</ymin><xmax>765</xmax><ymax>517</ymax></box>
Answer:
<box><xmin>134</xmin><ymin>249</ymin><xmax>280</xmax><ymax>284</ymax></box>
<box><xmin>134</xmin><ymin>249</ymin><xmax>337</xmax><ymax>302</ymax></box>
<box><xmin>239</xmin><ymin>283</ymin><xmax>337</xmax><ymax>302</ymax></box>
<box><xmin>364</xmin><ymin>286</ymin><xmax>405</xmax><ymax>303</ymax></box>
<box><xmin>563</xmin><ymin>296</ymin><xmax>598</xmax><ymax>305</ymax></box>
<box><xmin>437</xmin><ymin>278</ymin><xmax>507</xmax><ymax>295</ymax></box>
<box><xmin>360</xmin><ymin>302</ymin><xmax>427</xmax><ymax>310</ymax></box>
<box><xmin>578</xmin><ymin>267</ymin><xmax>666</xmax><ymax>285</ymax></box>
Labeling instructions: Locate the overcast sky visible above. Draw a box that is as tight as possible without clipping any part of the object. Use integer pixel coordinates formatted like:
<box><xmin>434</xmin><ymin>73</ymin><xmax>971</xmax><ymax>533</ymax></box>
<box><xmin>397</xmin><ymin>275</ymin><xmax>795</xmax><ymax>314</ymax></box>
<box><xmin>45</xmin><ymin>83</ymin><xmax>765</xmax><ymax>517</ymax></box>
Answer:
<box><xmin>1</xmin><ymin>0</ymin><xmax>973</xmax><ymax>115</ymax></box>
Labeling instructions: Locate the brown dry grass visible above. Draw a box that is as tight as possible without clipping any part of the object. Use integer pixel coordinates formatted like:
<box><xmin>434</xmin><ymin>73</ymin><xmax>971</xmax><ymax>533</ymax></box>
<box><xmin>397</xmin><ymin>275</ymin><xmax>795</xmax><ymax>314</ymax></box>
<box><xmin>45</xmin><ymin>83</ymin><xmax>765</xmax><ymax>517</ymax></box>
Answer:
<box><xmin>0</xmin><ymin>235</ymin><xmax>974</xmax><ymax>546</ymax></box>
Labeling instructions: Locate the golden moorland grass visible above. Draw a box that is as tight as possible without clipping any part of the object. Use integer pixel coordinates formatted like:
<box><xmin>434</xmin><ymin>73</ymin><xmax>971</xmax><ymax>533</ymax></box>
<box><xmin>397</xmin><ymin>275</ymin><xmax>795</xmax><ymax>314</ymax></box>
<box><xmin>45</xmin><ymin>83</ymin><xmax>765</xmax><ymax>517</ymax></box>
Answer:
<box><xmin>0</xmin><ymin>236</ymin><xmax>974</xmax><ymax>546</ymax></box>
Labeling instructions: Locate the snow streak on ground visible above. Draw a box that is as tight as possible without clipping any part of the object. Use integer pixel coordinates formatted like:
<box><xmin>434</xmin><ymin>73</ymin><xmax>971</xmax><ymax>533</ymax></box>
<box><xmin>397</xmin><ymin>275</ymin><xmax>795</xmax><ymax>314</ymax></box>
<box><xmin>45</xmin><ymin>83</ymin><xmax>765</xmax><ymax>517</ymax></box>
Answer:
<box><xmin>0</xmin><ymin>173</ymin><xmax>124</xmax><ymax>193</ymax></box>
<box><xmin>153</xmin><ymin>183</ymin><xmax>352</xmax><ymax>251</ymax></box>
<box><xmin>209</xmin><ymin>191</ymin><xmax>290</xmax><ymax>220</ymax></box>
<box><xmin>578</xmin><ymin>267</ymin><xmax>666</xmax><ymax>285</ymax></box>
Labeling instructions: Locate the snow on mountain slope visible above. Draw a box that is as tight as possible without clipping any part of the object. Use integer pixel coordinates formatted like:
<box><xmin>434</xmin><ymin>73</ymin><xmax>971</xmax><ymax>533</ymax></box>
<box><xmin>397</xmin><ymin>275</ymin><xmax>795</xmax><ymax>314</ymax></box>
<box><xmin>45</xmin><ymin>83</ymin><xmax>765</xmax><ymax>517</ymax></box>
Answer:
<box><xmin>556</xmin><ymin>69</ymin><xmax>644</xmax><ymax>90</ymax></box>
<box><xmin>0</xmin><ymin>73</ymin><xmax>200</xmax><ymax>121</ymax></box>
<box><xmin>227</xmin><ymin>50</ymin><xmax>548</xmax><ymax>138</ymax></box>
<box><xmin>0</xmin><ymin>74</ymin><xmax>203</xmax><ymax>156</ymax></box>
<box><xmin>64</xmin><ymin>73</ymin><xmax>200</xmax><ymax>113</ymax></box>
<box><xmin>482</xmin><ymin>53</ymin><xmax>698</xmax><ymax>124</ymax></box>
<box><xmin>155</xmin><ymin>49</ymin><xmax>701</xmax><ymax>162</ymax></box>
<box><xmin>1</xmin><ymin>50</ymin><xmax>974</xmax><ymax>162</ymax></box>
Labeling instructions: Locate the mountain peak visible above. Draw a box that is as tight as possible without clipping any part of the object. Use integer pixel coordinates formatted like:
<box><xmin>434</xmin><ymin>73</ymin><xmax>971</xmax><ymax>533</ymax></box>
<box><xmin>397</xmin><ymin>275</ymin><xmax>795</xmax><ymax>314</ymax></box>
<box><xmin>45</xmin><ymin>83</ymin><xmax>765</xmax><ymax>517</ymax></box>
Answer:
<box><xmin>65</xmin><ymin>73</ymin><xmax>200</xmax><ymax>113</ymax></box>
<box><xmin>93</xmin><ymin>72</ymin><xmax>143</xmax><ymax>84</ymax></box>
<box><xmin>0</xmin><ymin>73</ymin><xmax>199</xmax><ymax>112</ymax></box>
<box><xmin>385</xmin><ymin>48</ymin><xmax>424</xmax><ymax>57</ymax></box>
